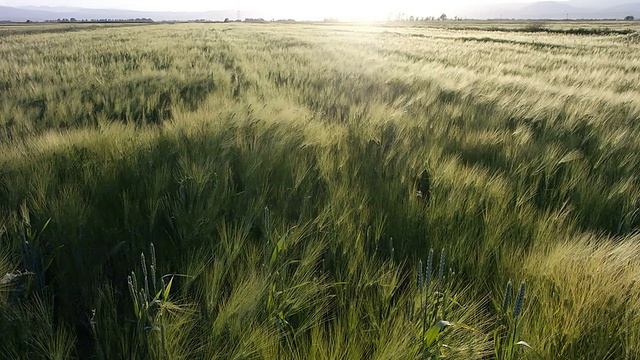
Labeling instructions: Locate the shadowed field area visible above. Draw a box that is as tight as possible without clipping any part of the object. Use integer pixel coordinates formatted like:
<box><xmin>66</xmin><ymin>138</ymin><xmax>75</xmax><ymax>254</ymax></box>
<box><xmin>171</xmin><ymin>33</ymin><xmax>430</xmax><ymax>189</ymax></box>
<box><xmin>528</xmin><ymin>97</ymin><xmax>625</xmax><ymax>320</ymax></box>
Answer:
<box><xmin>1</xmin><ymin>21</ymin><xmax>639</xmax><ymax>359</ymax></box>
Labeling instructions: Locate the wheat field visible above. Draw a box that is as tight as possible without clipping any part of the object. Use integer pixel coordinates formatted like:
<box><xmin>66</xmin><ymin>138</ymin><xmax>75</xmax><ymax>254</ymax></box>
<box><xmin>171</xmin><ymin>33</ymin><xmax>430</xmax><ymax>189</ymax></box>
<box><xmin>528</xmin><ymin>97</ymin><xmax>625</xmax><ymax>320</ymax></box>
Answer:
<box><xmin>1</xmin><ymin>21</ymin><xmax>639</xmax><ymax>359</ymax></box>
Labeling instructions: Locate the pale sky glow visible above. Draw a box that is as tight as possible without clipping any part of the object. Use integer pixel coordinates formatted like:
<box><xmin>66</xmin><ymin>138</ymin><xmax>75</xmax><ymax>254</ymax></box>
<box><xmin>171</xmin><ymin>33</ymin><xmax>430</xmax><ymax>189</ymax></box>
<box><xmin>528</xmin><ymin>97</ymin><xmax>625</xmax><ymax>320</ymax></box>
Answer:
<box><xmin>0</xmin><ymin>0</ymin><xmax>564</xmax><ymax>20</ymax></box>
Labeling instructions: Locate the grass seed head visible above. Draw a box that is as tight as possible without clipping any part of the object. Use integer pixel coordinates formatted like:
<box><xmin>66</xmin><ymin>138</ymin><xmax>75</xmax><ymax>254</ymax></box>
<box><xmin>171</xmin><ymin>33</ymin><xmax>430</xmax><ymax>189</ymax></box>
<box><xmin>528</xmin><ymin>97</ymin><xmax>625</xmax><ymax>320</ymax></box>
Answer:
<box><xmin>514</xmin><ymin>281</ymin><xmax>526</xmax><ymax>319</ymax></box>
<box><xmin>437</xmin><ymin>249</ymin><xmax>446</xmax><ymax>293</ymax></box>
<box><xmin>425</xmin><ymin>248</ymin><xmax>434</xmax><ymax>291</ymax></box>
<box><xmin>503</xmin><ymin>280</ymin><xmax>513</xmax><ymax>312</ymax></box>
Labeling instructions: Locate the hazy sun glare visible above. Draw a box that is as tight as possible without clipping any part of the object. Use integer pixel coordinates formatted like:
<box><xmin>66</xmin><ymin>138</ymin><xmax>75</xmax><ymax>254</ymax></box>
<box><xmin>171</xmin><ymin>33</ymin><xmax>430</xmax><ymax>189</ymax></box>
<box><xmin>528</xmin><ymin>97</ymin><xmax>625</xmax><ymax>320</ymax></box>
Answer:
<box><xmin>233</xmin><ymin>0</ymin><xmax>489</xmax><ymax>20</ymax></box>
<box><xmin>260</xmin><ymin>0</ymin><xmax>400</xmax><ymax>20</ymax></box>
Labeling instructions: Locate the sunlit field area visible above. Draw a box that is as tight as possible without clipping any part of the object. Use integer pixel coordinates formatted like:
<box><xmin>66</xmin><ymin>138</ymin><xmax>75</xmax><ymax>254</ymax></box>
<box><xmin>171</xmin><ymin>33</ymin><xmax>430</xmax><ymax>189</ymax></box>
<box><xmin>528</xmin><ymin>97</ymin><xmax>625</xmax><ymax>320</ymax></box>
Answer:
<box><xmin>1</xmin><ymin>21</ymin><xmax>639</xmax><ymax>359</ymax></box>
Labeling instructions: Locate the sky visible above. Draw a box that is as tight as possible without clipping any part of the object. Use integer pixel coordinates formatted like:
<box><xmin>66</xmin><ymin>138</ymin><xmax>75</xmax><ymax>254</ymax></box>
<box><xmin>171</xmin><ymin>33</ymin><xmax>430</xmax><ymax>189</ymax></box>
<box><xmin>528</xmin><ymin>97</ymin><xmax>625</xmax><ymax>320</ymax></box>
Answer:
<box><xmin>0</xmin><ymin>0</ymin><xmax>545</xmax><ymax>20</ymax></box>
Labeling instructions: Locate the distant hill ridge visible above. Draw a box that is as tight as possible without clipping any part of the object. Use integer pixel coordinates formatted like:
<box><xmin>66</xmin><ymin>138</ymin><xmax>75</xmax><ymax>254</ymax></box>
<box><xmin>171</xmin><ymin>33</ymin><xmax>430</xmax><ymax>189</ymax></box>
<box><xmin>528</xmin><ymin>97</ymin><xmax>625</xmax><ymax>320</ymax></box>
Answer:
<box><xmin>457</xmin><ymin>1</ymin><xmax>639</xmax><ymax>20</ymax></box>
<box><xmin>0</xmin><ymin>6</ymin><xmax>258</xmax><ymax>22</ymax></box>
<box><xmin>0</xmin><ymin>1</ymin><xmax>638</xmax><ymax>22</ymax></box>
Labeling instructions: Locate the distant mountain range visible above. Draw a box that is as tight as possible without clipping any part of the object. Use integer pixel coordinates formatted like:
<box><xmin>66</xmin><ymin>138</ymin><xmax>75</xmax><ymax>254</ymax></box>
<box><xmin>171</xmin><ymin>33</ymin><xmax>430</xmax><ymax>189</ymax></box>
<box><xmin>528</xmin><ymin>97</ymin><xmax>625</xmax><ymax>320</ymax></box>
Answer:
<box><xmin>0</xmin><ymin>6</ymin><xmax>261</xmax><ymax>22</ymax></box>
<box><xmin>0</xmin><ymin>1</ymin><xmax>638</xmax><ymax>22</ymax></box>
<box><xmin>456</xmin><ymin>1</ymin><xmax>639</xmax><ymax>20</ymax></box>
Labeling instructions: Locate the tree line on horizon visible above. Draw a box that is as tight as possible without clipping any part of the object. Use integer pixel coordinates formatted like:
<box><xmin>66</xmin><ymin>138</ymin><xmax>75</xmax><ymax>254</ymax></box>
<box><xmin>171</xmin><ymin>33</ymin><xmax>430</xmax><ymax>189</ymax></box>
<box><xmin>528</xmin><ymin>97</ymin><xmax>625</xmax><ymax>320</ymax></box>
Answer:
<box><xmin>40</xmin><ymin>18</ymin><xmax>154</xmax><ymax>23</ymax></box>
